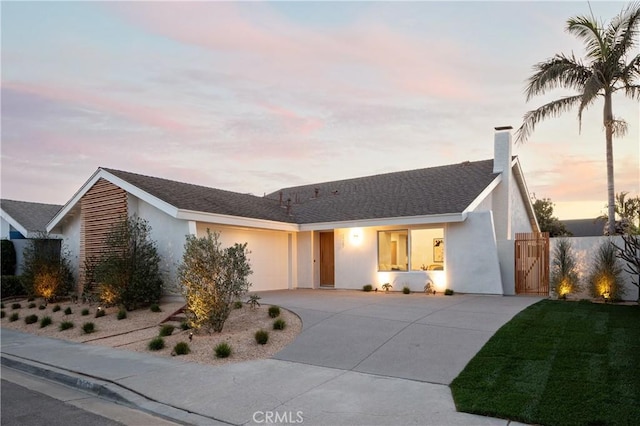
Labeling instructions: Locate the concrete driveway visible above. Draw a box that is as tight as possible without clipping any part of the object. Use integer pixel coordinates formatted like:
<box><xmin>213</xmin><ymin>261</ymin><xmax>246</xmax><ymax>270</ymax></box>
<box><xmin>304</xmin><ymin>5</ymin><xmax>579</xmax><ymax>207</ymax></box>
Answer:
<box><xmin>258</xmin><ymin>290</ymin><xmax>542</xmax><ymax>385</ymax></box>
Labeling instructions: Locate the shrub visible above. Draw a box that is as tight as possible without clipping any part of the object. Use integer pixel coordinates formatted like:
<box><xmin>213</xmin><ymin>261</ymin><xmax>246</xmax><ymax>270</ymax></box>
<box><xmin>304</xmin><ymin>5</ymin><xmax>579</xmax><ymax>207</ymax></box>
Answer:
<box><xmin>1</xmin><ymin>310</ymin><xmax>5</xmax><ymax>318</ymax></box>
<box><xmin>173</xmin><ymin>342</ymin><xmax>191</xmax><ymax>355</ymax></box>
<box><xmin>38</xmin><ymin>304</ymin><xmax>46</xmax><ymax>310</ymax></box>
<box><xmin>21</xmin><ymin>238</ymin><xmax>74</xmax><ymax>301</ymax></box>
<box><xmin>9</xmin><ymin>312</ymin><xmax>19</xmax><ymax>322</ymax></box>
<box><xmin>52</xmin><ymin>304</ymin><xmax>61</xmax><ymax>312</ymax></box>
<box><xmin>28</xmin><ymin>302</ymin><xmax>36</xmax><ymax>309</ymax></box>
<box><xmin>255</xmin><ymin>329</ymin><xmax>269</xmax><ymax>345</ymax></box>
<box><xmin>11</xmin><ymin>303</ymin><xmax>21</xmax><ymax>310</ymax></box>
<box><xmin>64</xmin><ymin>307</ymin><xmax>72</xmax><ymax>315</ymax></box>
<box><xmin>362</xmin><ymin>284</ymin><xmax>373</xmax><ymax>292</ymax></box>
<box><xmin>551</xmin><ymin>239</ymin><xmax>580</xmax><ymax>299</ymax></box>
<box><xmin>1</xmin><ymin>275</ymin><xmax>25</xmax><ymax>298</ymax></box>
<box><xmin>81</xmin><ymin>308</ymin><xmax>89</xmax><ymax>316</ymax></box>
<box><xmin>150</xmin><ymin>303</ymin><xmax>161</xmax><ymax>312</ymax></box>
<box><xmin>1</xmin><ymin>240</ymin><xmax>17</xmax><ymax>275</ymax></box>
<box><xmin>588</xmin><ymin>240</ymin><xmax>625</xmax><ymax>301</ymax></box>
<box><xmin>117</xmin><ymin>309</ymin><xmax>127</xmax><ymax>320</ymax></box>
<box><xmin>234</xmin><ymin>300</ymin><xmax>243</xmax><ymax>309</ymax></box>
<box><xmin>179</xmin><ymin>230</ymin><xmax>252</xmax><ymax>332</ymax></box>
<box><xmin>180</xmin><ymin>321</ymin><xmax>191</xmax><ymax>330</ymax></box>
<box><xmin>92</xmin><ymin>217</ymin><xmax>163</xmax><ymax>310</ymax></box>
<box><xmin>247</xmin><ymin>294</ymin><xmax>261</xmax><ymax>309</ymax></box>
<box><xmin>95</xmin><ymin>309</ymin><xmax>106</xmax><ymax>318</ymax></box>
<box><xmin>82</xmin><ymin>322</ymin><xmax>95</xmax><ymax>334</ymax></box>
<box><xmin>24</xmin><ymin>314</ymin><xmax>38</xmax><ymax>325</ymax></box>
<box><xmin>444</xmin><ymin>289</ymin><xmax>454</xmax><ymax>296</ymax></box>
<box><xmin>28</xmin><ymin>297</ymin><xmax>35</xmax><ymax>302</ymax></box>
<box><xmin>381</xmin><ymin>283</ymin><xmax>392</xmax><ymax>292</ymax></box>
<box><xmin>159</xmin><ymin>324</ymin><xmax>175</xmax><ymax>336</ymax></box>
<box><xmin>40</xmin><ymin>316</ymin><xmax>52</xmax><ymax>328</ymax></box>
<box><xmin>273</xmin><ymin>318</ymin><xmax>286</xmax><ymax>330</ymax></box>
<box><xmin>403</xmin><ymin>286</ymin><xmax>411</xmax><ymax>294</ymax></box>
<box><xmin>148</xmin><ymin>336</ymin><xmax>165</xmax><ymax>351</ymax></box>
<box><xmin>268</xmin><ymin>306</ymin><xmax>281</xmax><ymax>318</ymax></box>
<box><xmin>59</xmin><ymin>321</ymin><xmax>74</xmax><ymax>331</ymax></box>
<box><xmin>214</xmin><ymin>342</ymin><xmax>232</xmax><ymax>358</ymax></box>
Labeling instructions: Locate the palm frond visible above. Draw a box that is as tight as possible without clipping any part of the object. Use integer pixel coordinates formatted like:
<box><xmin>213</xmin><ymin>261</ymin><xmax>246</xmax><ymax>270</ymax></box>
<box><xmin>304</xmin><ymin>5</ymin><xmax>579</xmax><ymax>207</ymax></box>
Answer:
<box><xmin>516</xmin><ymin>95</ymin><xmax>583</xmax><ymax>143</ymax></box>
<box><xmin>622</xmin><ymin>84</ymin><xmax>640</xmax><ymax>100</ymax></box>
<box><xmin>619</xmin><ymin>54</ymin><xmax>640</xmax><ymax>86</ymax></box>
<box><xmin>525</xmin><ymin>54</ymin><xmax>591</xmax><ymax>100</ymax></box>
<box><xmin>567</xmin><ymin>15</ymin><xmax>606</xmax><ymax>60</ymax></box>
<box><xmin>578</xmin><ymin>75</ymin><xmax>603</xmax><ymax>129</ymax></box>
<box><xmin>608</xmin><ymin>3</ymin><xmax>640</xmax><ymax>62</ymax></box>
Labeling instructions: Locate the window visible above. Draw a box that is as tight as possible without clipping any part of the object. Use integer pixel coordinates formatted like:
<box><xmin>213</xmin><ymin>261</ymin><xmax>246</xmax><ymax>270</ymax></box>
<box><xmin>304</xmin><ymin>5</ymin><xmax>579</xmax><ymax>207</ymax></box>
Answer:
<box><xmin>378</xmin><ymin>228</ymin><xmax>445</xmax><ymax>272</ymax></box>
<box><xmin>378</xmin><ymin>230</ymin><xmax>408</xmax><ymax>271</ymax></box>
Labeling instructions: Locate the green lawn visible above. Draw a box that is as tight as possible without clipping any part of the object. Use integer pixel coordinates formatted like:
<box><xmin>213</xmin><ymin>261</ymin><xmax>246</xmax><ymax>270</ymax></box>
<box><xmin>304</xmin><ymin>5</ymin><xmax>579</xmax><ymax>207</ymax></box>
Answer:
<box><xmin>450</xmin><ymin>300</ymin><xmax>640</xmax><ymax>426</ymax></box>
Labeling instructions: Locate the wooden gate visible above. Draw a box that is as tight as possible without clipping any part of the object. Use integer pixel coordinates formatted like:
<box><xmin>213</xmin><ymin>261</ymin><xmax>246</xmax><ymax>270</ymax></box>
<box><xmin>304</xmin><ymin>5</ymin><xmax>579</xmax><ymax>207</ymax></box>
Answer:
<box><xmin>515</xmin><ymin>232</ymin><xmax>549</xmax><ymax>295</ymax></box>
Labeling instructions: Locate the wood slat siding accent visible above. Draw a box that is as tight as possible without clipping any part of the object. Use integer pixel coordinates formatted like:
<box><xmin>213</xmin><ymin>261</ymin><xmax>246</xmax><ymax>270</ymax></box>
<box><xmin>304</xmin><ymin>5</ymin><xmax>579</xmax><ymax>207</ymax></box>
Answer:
<box><xmin>79</xmin><ymin>178</ymin><xmax>127</xmax><ymax>294</ymax></box>
<box><xmin>515</xmin><ymin>232</ymin><xmax>550</xmax><ymax>295</ymax></box>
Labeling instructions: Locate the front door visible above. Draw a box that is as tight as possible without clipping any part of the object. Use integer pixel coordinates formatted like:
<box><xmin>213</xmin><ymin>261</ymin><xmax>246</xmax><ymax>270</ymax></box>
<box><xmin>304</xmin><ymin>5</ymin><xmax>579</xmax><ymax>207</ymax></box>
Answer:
<box><xmin>320</xmin><ymin>231</ymin><xmax>335</xmax><ymax>287</ymax></box>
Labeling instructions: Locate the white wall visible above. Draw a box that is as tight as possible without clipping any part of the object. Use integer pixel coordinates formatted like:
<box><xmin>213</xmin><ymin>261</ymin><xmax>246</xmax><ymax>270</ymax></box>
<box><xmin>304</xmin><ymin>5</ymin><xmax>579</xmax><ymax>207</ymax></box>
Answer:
<box><xmin>334</xmin><ymin>227</ymin><xmax>378</xmax><ymax>290</ymax></box>
<box><xmin>60</xmin><ymin>212</ymin><xmax>81</xmax><ymax>283</ymax></box>
<box><xmin>510</xmin><ymin>174</ymin><xmax>534</xmax><ymax>236</ymax></box>
<box><xmin>549</xmin><ymin>236</ymin><xmax>638</xmax><ymax>302</ymax></box>
<box><xmin>195</xmin><ymin>223</ymin><xmax>291</xmax><ymax>292</ymax></box>
<box><xmin>446</xmin><ymin>211</ymin><xmax>503</xmax><ymax>294</ymax></box>
<box><xmin>296</xmin><ymin>231</ymin><xmax>314</xmax><ymax>288</ymax></box>
<box><xmin>1</xmin><ymin>217</ymin><xmax>10</xmax><ymax>239</ymax></box>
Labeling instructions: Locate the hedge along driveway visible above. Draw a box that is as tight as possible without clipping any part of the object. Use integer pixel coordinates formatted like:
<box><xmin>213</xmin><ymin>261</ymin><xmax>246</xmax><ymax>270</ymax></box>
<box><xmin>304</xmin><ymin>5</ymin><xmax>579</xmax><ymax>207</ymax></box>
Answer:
<box><xmin>450</xmin><ymin>300</ymin><xmax>640</xmax><ymax>426</ymax></box>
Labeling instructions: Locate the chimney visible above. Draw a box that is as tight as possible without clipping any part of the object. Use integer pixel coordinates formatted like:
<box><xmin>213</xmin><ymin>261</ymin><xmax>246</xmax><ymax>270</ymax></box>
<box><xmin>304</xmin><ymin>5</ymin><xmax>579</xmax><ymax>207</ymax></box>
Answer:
<box><xmin>493</xmin><ymin>126</ymin><xmax>513</xmax><ymax>240</ymax></box>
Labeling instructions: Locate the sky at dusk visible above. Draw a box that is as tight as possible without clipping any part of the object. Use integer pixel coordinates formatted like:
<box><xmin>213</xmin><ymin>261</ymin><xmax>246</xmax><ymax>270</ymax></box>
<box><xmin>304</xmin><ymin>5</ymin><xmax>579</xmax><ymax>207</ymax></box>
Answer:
<box><xmin>1</xmin><ymin>1</ymin><xmax>638</xmax><ymax>220</ymax></box>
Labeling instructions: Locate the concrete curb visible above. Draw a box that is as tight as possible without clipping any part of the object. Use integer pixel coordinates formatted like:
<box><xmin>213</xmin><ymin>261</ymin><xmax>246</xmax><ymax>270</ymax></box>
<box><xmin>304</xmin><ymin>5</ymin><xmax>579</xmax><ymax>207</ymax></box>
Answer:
<box><xmin>1</xmin><ymin>354</ymin><xmax>229</xmax><ymax>425</ymax></box>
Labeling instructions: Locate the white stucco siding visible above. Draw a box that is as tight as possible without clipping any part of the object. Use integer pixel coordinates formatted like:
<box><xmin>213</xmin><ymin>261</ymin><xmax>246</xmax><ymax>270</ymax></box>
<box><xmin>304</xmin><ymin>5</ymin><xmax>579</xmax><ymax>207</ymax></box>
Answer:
<box><xmin>136</xmin><ymin>199</ymin><xmax>190</xmax><ymax>295</ymax></box>
<box><xmin>473</xmin><ymin>191</ymin><xmax>493</xmax><ymax>212</ymax></box>
<box><xmin>61</xmin><ymin>212</ymin><xmax>82</xmax><ymax>284</ymax></box>
<box><xmin>296</xmin><ymin>231</ymin><xmax>314</xmax><ymax>288</ymax></box>
<box><xmin>446</xmin><ymin>211</ymin><xmax>503</xmax><ymax>294</ymax></box>
<box><xmin>510</xmin><ymin>174</ymin><xmax>533</xmax><ymax>236</ymax></box>
<box><xmin>195</xmin><ymin>223</ymin><xmax>290</xmax><ymax>292</ymax></box>
<box><xmin>334</xmin><ymin>227</ymin><xmax>378</xmax><ymax>290</ymax></box>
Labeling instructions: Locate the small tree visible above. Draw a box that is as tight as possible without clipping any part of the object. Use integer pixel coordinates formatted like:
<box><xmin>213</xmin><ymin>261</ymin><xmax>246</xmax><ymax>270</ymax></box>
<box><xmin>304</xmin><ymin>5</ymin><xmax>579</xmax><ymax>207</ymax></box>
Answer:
<box><xmin>614</xmin><ymin>233</ymin><xmax>640</xmax><ymax>303</ymax></box>
<box><xmin>178</xmin><ymin>230</ymin><xmax>252</xmax><ymax>333</ymax></box>
<box><xmin>21</xmin><ymin>236</ymin><xmax>74</xmax><ymax>301</ymax></box>
<box><xmin>93</xmin><ymin>216</ymin><xmax>163</xmax><ymax>310</ymax></box>
<box><xmin>588</xmin><ymin>240</ymin><xmax>625</xmax><ymax>301</ymax></box>
<box><xmin>550</xmin><ymin>239</ymin><xmax>580</xmax><ymax>299</ymax></box>
<box><xmin>532</xmin><ymin>196</ymin><xmax>571</xmax><ymax>237</ymax></box>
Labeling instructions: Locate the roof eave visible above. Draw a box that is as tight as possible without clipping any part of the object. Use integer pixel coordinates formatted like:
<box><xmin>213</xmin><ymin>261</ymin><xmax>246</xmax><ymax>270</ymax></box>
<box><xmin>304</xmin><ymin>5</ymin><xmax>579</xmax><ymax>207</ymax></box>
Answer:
<box><xmin>0</xmin><ymin>209</ymin><xmax>29</xmax><ymax>237</ymax></box>
<box><xmin>299</xmin><ymin>213</ymin><xmax>465</xmax><ymax>231</ymax></box>
<box><xmin>176</xmin><ymin>209</ymin><xmax>299</xmax><ymax>232</ymax></box>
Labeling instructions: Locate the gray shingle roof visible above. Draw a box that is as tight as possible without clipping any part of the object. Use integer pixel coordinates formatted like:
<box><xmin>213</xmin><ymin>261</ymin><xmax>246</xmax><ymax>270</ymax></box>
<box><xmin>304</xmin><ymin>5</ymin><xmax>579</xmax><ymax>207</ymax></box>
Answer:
<box><xmin>103</xmin><ymin>160</ymin><xmax>499</xmax><ymax>225</ymax></box>
<box><xmin>561</xmin><ymin>218</ymin><xmax>605</xmax><ymax>237</ymax></box>
<box><xmin>268</xmin><ymin>159</ymin><xmax>499</xmax><ymax>223</ymax></box>
<box><xmin>1</xmin><ymin>199</ymin><xmax>63</xmax><ymax>234</ymax></box>
<box><xmin>102</xmin><ymin>168</ymin><xmax>296</xmax><ymax>223</ymax></box>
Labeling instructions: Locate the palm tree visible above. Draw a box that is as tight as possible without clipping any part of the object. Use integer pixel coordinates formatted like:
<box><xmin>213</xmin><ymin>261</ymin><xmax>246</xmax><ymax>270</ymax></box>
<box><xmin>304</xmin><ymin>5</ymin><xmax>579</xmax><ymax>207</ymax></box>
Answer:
<box><xmin>516</xmin><ymin>3</ymin><xmax>640</xmax><ymax>235</ymax></box>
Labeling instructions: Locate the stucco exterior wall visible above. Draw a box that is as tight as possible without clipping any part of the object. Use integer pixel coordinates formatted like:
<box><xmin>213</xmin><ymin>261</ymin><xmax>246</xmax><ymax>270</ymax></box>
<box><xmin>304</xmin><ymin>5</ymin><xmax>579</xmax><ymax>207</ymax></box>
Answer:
<box><xmin>296</xmin><ymin>231</ymin><xmax>314</xmax><ymax>288</ymax></box>
<box><xmin>510</xmin><ymin>173</ymin><xmax>533</xmax><ymax>236</ymax></box>
<box><xmin>446</xmin><ymin>211</ymin><xmax>503</xmax><ymax>294</ymax></box>
<box><xmin>60</xmin><ymin>212</ymin><xmax>82</xmax><ymax>284</ymax></box>
<box><xmin>195</xmin><ymin>223</ymin><xmax>291</xmax><ymax>292</ymax></box>
<box><xmin>549</xmin><ymin>236</ymin><xmax>638</xmax><ymax>302</ymax></box>
<box><xmin>333</xmin><ymin>227</ymin><xmax>378</xmax><ymax>290</ymax></box>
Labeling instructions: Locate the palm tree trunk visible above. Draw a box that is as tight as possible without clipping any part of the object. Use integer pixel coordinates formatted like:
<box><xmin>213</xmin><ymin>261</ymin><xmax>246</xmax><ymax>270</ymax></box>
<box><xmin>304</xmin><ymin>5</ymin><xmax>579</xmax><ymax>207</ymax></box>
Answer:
<box><xmin>604</xmin><ymin>91</ymin><xmax>616</xmax><ymax>235</ymax></box>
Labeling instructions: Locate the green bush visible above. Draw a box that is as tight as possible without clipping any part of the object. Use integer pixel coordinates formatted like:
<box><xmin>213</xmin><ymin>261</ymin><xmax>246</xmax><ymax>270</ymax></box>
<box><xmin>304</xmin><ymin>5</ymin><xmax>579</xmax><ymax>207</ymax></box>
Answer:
<box><xmin>173</xmin><ymin>342</ymin><xmax>191</xmax><ymax>355</ymax></box>
<box><xmin>214</xmin><ymin>342</ymin><xmax>232</xmax><ymax>358</ymax></box>
<box><xmin>551</xmin><ymin>239</ymin><xmax>580</xmax><ymax>299</ymax></box>
<box><xmin>117</xmin><ymin>309</ymin><xmax>127</xmax><ymax>320</ymax></box>
<box><xmin>444</xmin><ymin>289</ymin><xmax>454</xmax><ymax>296</ymax></box>
<box><xmin>11</xmin><ymin>303</ymin><xmax>21</xmax><ymax>310</ymax></box>
<box><xmin>1</xmin><ymin>310</ymin><xmax>5</xmax><ymax>318</ymax></box>
<box><xmin>159</xmin><ymin>324</ymin><xmax>175</xmax><ymax>336</ymax></box>
<box><xmin>38</xmin><ymin>304</ymin><xmax>46</xmax><ymax>310</ymax></box>
<box><xmin>362</xmin><ymin>284</ymin><xmax>373</xmax><ymax>292</ymax></box>
<box><xmin>234</xmin><ymin>300</ymin><xmax>243</xmax><ymax>309</ymax></box>
<box><xmin>268</xmin><ymin>306</ymin><xmax>281</xmax><ymax>318</ymax></box>
<box><xmin>273</xmin><ymin>318</ymin><xmax>286</xmax><ymax>330</ymax></box>
<box><xmin>27</xmin><ymin>297</ymin><xmax>35</xmax><ymax>302</ymax></box>
<box><xmin>180</xmin><ymin>321</ymin><xmax>191</xmax><ymax>330</ymax></box>
<box><xmin>9</xmin><ymin>312</ymin><xmax>19</xmax><ymax>322</ymax></box>
<box><xmin>588</xmin><ymin>240</ymin><xmax>625</xmax><ymax>300</ymax></box>
<box><xmin>24</xmin><ymin>314</ymin><xmax>38</xmax><ymax>325</ymax></box>
<box><xmin>81</xmin><ymin>308</ymin><xmax>89</xmax><ymax>316</ymax></box>
<box><xmin>1</xmin><ymin>240</ymin><xmax>17</xmax><ymax>275</ymax></box>
<box><xmin>59</xmin><ymin>321</ymin><xmax>74</xmax><ymax>331</ymax></box>
<box><xmin>150</xmin><ymin>303</ymin><xmax>161</xmax><ymax>312</ymax></box>
<box><xmin>52</xmin><ymin>304</ymin><xmax>61</xmax><ymax>312</ymax></box>
<box><xmin>40</xmin><ymin>316</ymin><xmax>52</xmax><ymax>328</ymax></box>
<box><xmin>82</xmin><ymin>322</ymin><xmax>95</xmax><ymax>334</ymax></box>
<box><xmin>64</xmin><ymin>307</ymin><xmax>72</xmax><ymax>315</ymax></box>
<box><xmin>92</xmin><ymin>217</ymin><xmax>163</xmax><ymax>311</ymax></box>
<box><xmin>28</xmin><ymin>302</ymin><xmax>36</xmax><ymax>309</ymax></box>
<box><xmin>148</xmin><ymin>336</ymin><xmax>165</xmax><ymax>351</ymax></box>
<box><xmin>1</xmin><ymin>275</ymin><xmax>25</xmax><ymax>298</ymax></box>
<box><xmin>255</xmin><ymin>329</ymin><xmax>269</xmax><ymax>345</ymax></box>
<box><xmin>21</xmin><ymin>238</ymin><xmax>74</xmax><ymax>301</ymax></box>
<box><xmin>402</xmin><ymin>286</ymin><xmax>411</xmax><ymax>294</ymax></box>
<box><xmin>95</xmin><ymin>309</ymin><xmax>106</xmax><ymax>318</ymax></box>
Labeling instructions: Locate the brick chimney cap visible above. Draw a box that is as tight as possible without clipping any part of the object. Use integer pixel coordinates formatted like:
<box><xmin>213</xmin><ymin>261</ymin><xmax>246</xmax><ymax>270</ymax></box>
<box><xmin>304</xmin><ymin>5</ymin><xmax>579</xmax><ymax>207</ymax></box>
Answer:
<box><xmin>494</xmin><ymin>126</ymin><xmax>513</xmax><ymax>131</ymax></box>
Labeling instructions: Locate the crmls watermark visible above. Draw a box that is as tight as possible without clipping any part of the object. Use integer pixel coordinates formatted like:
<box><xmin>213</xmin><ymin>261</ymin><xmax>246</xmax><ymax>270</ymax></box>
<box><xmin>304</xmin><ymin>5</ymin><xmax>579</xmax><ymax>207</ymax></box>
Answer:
<box><xmin>252</xmin><ymin>410</ymin><xmax>304</xmax><ymax>424</ymax></box>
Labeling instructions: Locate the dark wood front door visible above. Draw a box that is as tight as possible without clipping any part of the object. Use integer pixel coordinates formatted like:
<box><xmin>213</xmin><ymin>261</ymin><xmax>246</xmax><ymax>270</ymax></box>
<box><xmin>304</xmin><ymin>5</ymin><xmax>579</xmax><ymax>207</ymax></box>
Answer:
<box><xmin>320</xmin><ymin>232</ymin><xmax>335</xmax><ymax>287</ymax></box>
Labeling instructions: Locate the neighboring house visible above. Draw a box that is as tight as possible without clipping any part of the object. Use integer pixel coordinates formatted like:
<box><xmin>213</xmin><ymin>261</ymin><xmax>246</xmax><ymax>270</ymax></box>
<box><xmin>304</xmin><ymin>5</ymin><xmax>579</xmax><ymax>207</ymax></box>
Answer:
<box><xmin>561</xmin><ymin>218</ymin><xmax>605</xmax><ymax>237</ymax></box>
<box><xmin>1</xmin><ymin>199</ymin><xmax>63</xmax><ymax>274</ymax></box>
<box><xmin>47</xmin><ymin>127</ymin><xmax>539</xmax><ymax>296</ymax></box>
